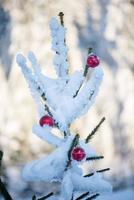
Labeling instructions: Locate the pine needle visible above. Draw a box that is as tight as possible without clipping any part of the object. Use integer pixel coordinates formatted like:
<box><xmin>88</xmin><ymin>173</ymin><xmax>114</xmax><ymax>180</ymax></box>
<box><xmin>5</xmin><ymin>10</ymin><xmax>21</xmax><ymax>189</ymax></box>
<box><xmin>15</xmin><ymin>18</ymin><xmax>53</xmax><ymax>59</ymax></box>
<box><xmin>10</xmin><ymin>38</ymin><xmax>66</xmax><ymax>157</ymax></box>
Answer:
<box><xmin>86</xmin><ymin>156</ymin><xmax>104</xmax><ymax>161</ymax></box>
<box><xmin>85</xmin><ymin>117</ymin><xmax>105</xmax><ymax>143</ymax></box>
<box><xmin>38</xmin><ymin>192</ymin><xmax>54</xmax><ymax>200</ymax></box>
<box><xmin>84</xmin><ymin>168</ymin><xmax>110</xmax><ymax>177</ymax></box>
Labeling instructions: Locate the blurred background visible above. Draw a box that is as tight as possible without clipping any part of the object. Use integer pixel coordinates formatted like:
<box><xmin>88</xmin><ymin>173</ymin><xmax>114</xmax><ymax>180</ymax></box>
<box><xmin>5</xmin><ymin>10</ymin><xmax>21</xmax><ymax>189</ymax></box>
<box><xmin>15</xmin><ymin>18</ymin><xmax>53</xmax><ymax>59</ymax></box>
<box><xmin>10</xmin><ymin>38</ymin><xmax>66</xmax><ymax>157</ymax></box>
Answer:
<box><xmin>0</xmin><ymin>0</ymin><xmax>134</xmax><ymax>199</ymax></box>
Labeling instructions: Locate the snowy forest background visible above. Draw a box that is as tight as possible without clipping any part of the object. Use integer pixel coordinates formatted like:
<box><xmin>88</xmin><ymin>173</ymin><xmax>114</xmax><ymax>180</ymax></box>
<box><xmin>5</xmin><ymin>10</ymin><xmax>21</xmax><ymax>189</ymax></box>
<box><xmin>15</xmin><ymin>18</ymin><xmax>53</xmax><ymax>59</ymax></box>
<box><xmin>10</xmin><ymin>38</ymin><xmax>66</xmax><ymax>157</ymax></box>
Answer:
<box><xmin>0</xmin><ymin>0</ymin><xmax>134</xmax><ymax>199</ymax></box>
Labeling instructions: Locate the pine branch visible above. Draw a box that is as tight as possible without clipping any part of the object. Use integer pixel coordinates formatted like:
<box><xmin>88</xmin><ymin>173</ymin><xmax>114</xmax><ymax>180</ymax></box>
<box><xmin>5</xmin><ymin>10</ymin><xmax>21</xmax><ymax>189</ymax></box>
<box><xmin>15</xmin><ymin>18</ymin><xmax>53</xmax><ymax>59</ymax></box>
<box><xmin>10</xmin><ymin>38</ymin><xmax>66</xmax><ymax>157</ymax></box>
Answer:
<box><xmin>44</xmin><ymin>104</ymin><xmax>53</xmax><ymax>117</ymax></box>
<box><xmin>86</xmin><ymin>156</ymin><xmax>104</xmax><ymax>161</ymax></box>
<box><xmin>68</xmin><ymin>134</ymin><xmax>80</xmax><ymax>160</ymax></box>
<box><xmin>40</xmin><ymin>82</ymin><xmax>69</xmax><ymax>137</ymax></box>
<box><xmin>66</xmin><ymin>134</ymin><xmax>80</xmax><ymax>169</ymax></box>
<box><xmin>73</xmin><ymin>85</ymin><xmax>94</xmax><ymax>100</ymax></box>
<box><xmin>85</xmin><ymin>117</ymin><xmax>105</xmax><ymax>143</ymax></box>
<box><xmin>41</xmin><ymin>90</ymin><xmax>68</xmax><ymax>137</ymax></box>
<box><xmin>38</xmin><ymin>86</ymin><xmax>53</xmax><ymax>119</ymax></box>
<box><xmin>37</xmin><ymin>85</ymin><xmax>46</xmax><ymax>102</ymax></box>
<box><xmin>75</xmin><ymin>192</ymin><xmax>89</xmax><ymax>200</ymax></box>
<box><xmin>83</xmin><ymin>65</ymin><xmax>89</xmax><ymax>77</ymax></box>
<box><xmin>73</xmin><ymin>48</ymin><xmax>93</xmax><ymax>98</ymax></box>
<box><xmin>38</xmin><ymin>192</ymin><xmax>54</xmax><ymax>200</ymax></box>
<box><xmin>41</xmin><ymin>92</ymin><xmax>46</xmax><ymax>101</ymax></box>
<box><xmin>86</xmin><ymin>193</ymin><xmax>100</xmax><ymax>200</ymax></box>
<box><xmin>58</xmin><ymin>12</ymin><xmax>69</xmax><ymax>76</ymax></box>
<box><xmin>39</xmin><ymin>87</ymin><xmax>52</xmax><ymax>117</ymax></box>
<box><xmin>83</xmin><ymin>47</ymin><xmax>93</xmax><ymax>77</ymax></box>
<box><xmin>41</xmin><ymin>92</ymin><xmax>68</xmax><ymax>137</ymax></box>
<box><xmin>84</xmin><ymin>168</ymin><xmax>110</xmax><ymax>177</ymax></box>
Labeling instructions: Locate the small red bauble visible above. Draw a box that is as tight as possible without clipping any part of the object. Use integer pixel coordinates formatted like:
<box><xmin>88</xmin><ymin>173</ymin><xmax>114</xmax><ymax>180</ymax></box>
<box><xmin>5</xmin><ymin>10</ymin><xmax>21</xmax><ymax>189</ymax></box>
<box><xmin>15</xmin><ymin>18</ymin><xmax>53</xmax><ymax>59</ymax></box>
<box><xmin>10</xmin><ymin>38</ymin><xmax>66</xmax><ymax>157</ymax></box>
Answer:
<box><xmin>87</xmin><ymin>54</ymin><xmax>100</xmax><ymax>68</ymax></box>
<box><xmin>71</xmin><ymin>147</ymin><xmax>86</xmax><ymax>161</ymax></box>
<box><xmin>39</xmin><ymin>115</ymin><xmax>54</xmax><ymax>127</ymax></box>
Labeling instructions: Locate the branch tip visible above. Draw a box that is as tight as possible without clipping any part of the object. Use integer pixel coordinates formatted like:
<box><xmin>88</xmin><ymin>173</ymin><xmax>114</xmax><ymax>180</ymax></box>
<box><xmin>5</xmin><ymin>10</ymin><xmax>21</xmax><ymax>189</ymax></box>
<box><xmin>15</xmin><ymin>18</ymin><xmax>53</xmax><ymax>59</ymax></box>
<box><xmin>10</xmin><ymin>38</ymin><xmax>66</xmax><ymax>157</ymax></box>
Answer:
<box><xmin>58</xmin><ymin>12</ymin><xmax>64</xmax><ymax>26</ymax></box>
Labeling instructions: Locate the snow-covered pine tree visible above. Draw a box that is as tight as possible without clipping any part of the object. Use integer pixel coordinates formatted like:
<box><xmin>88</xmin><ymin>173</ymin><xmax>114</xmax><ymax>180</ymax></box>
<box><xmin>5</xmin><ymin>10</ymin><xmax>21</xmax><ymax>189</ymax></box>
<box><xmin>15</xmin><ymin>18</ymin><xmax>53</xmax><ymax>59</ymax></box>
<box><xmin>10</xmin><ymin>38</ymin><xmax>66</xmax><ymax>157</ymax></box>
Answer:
<box><xmin>16</xmin><ymin>12</ymin><xmax>112</xmax><ymax>200</ymax></box>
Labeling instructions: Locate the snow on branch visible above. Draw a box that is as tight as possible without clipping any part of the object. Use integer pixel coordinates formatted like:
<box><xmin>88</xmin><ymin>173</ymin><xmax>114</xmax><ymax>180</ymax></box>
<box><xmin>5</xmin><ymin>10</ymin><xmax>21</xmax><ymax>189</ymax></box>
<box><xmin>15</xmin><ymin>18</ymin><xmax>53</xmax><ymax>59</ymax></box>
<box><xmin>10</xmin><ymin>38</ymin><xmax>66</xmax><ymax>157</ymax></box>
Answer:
<box><xmin>32</xmin><ymin>124</ymin><xmax>62</xmax><ymax>147</ymax></box>
<box><xmin>16</xmin><ymin>53</ymin><xmax>44</xmax><ymax>104</ymax></box>
<box><xmin>50</xmin><ymin>17</ymin><xmax>69</xmax><ymax>77</ymax></box>
<box><xmin>22</xmin><ymin>135</ymin><xmax>74</xmax><ymax>182</ymax></box>
<box><xmin>16</xmin><ymin>19</ymin><xmax>104</xmax><ymax>134</ymax></box>
<box><xmin>61</xmin><ymin>170</ymin><xmax>112</xmax><ymax>200</ymax></box>
<box><xmin>76</xmin><ymin>66</ymin><xmax>103</xmax><ymax>116</ymax></box>
<box><xmin>63</xmin><ymin>71</ymin><xmax>84</xmax><ymax>97</ymax></box>
<box><xmin>72</xmin><ymin>173</ymin><xmax>112</xmax><ymax>194</ymax></box>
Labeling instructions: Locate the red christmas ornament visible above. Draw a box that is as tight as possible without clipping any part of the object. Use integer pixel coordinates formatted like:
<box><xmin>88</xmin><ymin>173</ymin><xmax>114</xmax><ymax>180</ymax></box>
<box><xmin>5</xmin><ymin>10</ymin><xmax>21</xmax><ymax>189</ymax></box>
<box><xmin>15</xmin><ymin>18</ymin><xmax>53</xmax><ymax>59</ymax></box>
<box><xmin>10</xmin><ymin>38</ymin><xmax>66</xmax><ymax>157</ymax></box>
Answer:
<box><xmin>71</xmin><ymin>147</ymin><xmax>86</xmax><ymax>161</ymax></box>
<box><xmin>39</xmin><ymin>115</ymin><xmax>54</xmax><ymax>127</ymax></box>
<box><xmin>87</xmin><ymin>54</ymin><xmax>100</xmax><ymax>68</ymax></box>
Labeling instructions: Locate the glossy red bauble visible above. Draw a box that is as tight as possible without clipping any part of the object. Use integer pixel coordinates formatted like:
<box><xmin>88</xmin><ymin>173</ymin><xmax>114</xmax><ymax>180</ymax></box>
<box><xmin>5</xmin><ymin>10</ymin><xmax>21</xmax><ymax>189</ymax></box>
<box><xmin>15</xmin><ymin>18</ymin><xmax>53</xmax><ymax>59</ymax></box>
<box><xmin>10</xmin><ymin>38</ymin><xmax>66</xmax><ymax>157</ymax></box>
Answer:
<box><xmin>87</xmin><ymin>54</ymin><xmax>100</xmax><ymax>68</ymax></box>
<box><xmin>71</xmin><ymin>147</ymin><xmax>86</xmax><ymax>161</ymax></box>
<box><xmin>39</xmin><ymin>115</ymin><xmax>54</xmax><ymax>127</ymax></box>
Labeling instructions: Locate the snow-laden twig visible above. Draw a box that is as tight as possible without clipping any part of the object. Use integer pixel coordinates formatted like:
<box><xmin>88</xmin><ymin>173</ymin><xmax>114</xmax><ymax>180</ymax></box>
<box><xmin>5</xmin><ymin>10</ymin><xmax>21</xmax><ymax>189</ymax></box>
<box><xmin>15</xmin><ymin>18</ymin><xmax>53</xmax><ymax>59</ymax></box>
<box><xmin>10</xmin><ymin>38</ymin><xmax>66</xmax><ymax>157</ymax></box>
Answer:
<box><xmin>32</xmin><ymin>125</ymin><xmax>62</xmax><ymax>147</ymax></box>
<box><xmin>16</xmin><ymin>53</ymin><xmax>44</xmax><ymax>104</ymax></box>
<box><xmin>50</xmin><ymin>17</ymin><xmax>69</xmax><ymax>77</ymax></box>
<box><xmin>72</xmin><ymin>172</ymin><xmax>112</xmax><ymax>194</ymax></box>
<box><xmin>17</xmin><ymin>51</ymin><xmax>103</xmax><ymax>134</ymax></box>
<box><xmin>22</xmin><ymin>135</ymin><xmax>74</xmax><ymax>182</ymax></box>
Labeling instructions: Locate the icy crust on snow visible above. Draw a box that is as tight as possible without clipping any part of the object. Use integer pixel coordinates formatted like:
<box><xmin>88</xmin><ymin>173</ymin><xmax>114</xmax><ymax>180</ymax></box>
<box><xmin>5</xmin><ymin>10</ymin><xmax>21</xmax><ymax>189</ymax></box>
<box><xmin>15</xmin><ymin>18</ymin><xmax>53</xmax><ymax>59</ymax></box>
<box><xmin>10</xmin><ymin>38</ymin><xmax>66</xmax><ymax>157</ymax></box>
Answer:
<box><xmin>22</xmin><ymin>135</ymin><xmax>74</xmax><ymax>182</ymax></box>
<box><xmin>17</xmin><ymin>50</ymin><xmax>103</xmax><ymax>132</ymax></box>
<box><xmin>50</xmin><ymin>17</ymin><xmax>69</xmax><ymax>77</ymax></box>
